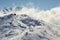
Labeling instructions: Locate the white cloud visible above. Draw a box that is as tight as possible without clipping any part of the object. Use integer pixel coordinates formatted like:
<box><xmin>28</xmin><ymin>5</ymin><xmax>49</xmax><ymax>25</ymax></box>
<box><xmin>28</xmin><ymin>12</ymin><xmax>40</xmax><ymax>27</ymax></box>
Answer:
<box><xmin>0</xmin><ymin>6</ymin><xmax>60</xmax><ymax>25</ymax></box>
<box><xmin>0</xmin><ymin>6</ymin><xmax>60</xmax><ymax>40</ymax></box>
<box><xmin>12</xmin><ymin>6</ymin><xmax>60</xmax><ymax>26</ymax></box>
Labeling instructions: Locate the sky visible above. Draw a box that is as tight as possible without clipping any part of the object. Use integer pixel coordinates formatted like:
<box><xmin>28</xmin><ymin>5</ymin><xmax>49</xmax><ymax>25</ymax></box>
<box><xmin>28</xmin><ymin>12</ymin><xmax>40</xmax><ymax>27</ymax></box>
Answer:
<box><xmin>0</xmin><ymin>0</ymin><xmax>60</xmax><ymax>10</ymax></box>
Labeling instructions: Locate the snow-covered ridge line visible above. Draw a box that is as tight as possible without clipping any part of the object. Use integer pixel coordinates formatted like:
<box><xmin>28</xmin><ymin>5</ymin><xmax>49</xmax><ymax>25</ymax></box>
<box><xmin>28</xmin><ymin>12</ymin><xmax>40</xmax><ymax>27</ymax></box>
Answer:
<box><xmin>0</xmin><ymin>6</ymin><xmax>60</xmax><ymax>40</ymax></box>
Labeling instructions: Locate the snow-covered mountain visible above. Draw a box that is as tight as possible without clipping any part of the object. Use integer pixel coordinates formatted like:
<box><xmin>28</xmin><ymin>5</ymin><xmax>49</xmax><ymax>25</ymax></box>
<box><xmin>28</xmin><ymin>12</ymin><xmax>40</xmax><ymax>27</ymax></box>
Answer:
<box><xmin>0</xmin><ymin>6</ymin><xmax>60</xmax><ymax>40</ymax></box>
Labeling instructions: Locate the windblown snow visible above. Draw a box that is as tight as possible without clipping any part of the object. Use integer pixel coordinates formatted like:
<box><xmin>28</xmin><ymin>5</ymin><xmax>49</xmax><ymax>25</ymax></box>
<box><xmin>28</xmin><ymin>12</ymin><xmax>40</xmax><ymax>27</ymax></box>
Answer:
<box><xmin>0</xmin><ymin>6</ymin><xmax>60</xmax><ymax>40</ymax></box>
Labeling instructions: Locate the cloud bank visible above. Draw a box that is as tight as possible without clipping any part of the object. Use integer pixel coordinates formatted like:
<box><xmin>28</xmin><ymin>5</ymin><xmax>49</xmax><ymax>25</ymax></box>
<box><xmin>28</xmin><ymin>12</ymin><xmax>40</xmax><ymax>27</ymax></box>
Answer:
<box><xmin>0</xmin><ymin>5</ymin><xmax>60</xmax><ymax>40</ymax></box>
<box><xmin>0</xmin><ymin>6</ymin><xmax>60</xmax><ymax>25</ymax></box>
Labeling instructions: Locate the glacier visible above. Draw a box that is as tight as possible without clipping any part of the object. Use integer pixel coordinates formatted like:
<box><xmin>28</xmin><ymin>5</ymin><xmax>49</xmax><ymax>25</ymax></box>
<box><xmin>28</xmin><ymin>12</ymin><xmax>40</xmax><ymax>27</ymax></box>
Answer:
<box><xmin>0</xmin><ymin>6</ymin><xmax>60</xmax><ymax>40</ymax></box>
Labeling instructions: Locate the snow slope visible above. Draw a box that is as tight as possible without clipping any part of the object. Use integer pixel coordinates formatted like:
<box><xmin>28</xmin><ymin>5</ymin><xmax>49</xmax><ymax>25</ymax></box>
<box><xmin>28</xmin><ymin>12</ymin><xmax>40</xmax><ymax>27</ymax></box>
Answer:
<box><xmin>0</xmin><ymin>6</ymin><xmax>60</xmax><ymax>40</ymax></box>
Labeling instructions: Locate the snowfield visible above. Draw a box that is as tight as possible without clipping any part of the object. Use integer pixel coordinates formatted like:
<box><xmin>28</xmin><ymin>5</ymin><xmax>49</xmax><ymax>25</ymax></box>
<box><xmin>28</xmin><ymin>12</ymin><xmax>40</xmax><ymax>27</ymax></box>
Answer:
<box><xmin>0</xmin><ymin>6</ymin><xmax>60</xmax><ymax>40</ymax></box>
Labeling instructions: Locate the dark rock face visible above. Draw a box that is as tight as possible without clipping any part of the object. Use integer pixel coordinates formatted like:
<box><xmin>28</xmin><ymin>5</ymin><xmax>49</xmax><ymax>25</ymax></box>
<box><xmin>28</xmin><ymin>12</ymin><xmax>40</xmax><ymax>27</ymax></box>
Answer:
<box><xmin>0</xmin><ymin>14</ymin><xmax>42</xmax><ymax>30</ymax></box>
<box><xmin>0</xmin><ymin>14</ymin><xmax>49</xmax><ymax>40</ymax></box>
<box><xmin>0</xmin><ymin>14</ymin><xmax>16</xmax><ymax>20</ymax></box>
<box><xmin>21</xmin><ymin>18</ymin><xmax>41</xmax><ymax>26</ymax></box>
